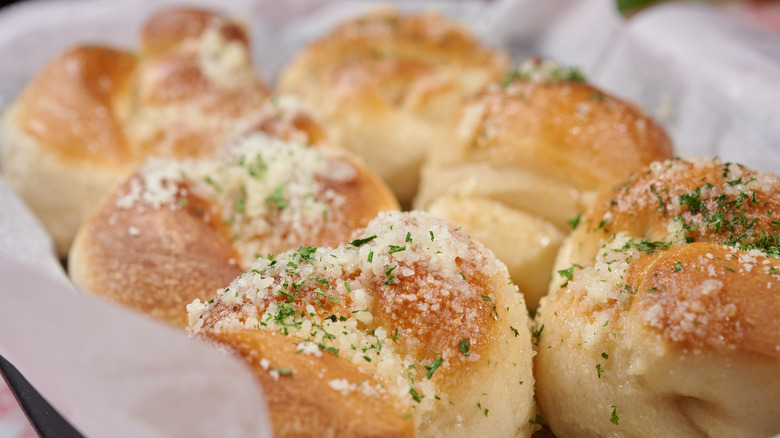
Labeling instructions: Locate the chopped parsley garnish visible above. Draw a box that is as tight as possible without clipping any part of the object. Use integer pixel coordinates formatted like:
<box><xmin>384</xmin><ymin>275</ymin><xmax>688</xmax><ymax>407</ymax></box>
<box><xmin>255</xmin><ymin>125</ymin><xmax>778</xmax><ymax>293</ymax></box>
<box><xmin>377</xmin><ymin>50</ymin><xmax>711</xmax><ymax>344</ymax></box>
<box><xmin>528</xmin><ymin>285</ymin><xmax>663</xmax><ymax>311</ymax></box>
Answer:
<box><xmin>610</xmin><ymin>405</ymin><xmax>619</xmax><ymax>425</ymax></box>
<box><xmin>389</xmin><ymin>245</ymin><xmax>406</xmax><ymax>254</ymax></box>
<box><xmin>425</xmin><ymin>356</ymin><xmax>443</xmax><ymax>379</ymax></box>
<box><xmin>510</xmin><ymin>326</ymin><xmax>520</xmax><ymax>337</ymax></box>
<box><xmin>274</xmin><ymin>368</ymin><xmax>293</xmax><ymax>377</ymax></box>
<box><xmin>633</xmin><ymin>239</ymin><xmax>670</xmax><ymax>254</ymax></box>
<box><xmin>350</xmin><ymin>235</ymin><xmax>377</xmax><ymax>247</ymax></box>
<box><xmin>384</xmin><ymin>264</ymin><xmax>397</xmax><ymax>285</ymax></box>
<box><xmin>558</xmin><ymin>264</ymin><xmax>582</xmax><ymax>287</ymax></box>
<box><xmin>297</xmin><ymin>245</ymin><xmax>317</xmax><ymax>261</ymax></box>
<box><xmin>459</xmin><ymin>338</ymin><xmax>471</xmax><ymax>356</ymax></box>
<box><xmin>531</xmin><ymin>324</ymin><xmax>544</xmax><ymax>346</ymax></box>
<box><xmin>409</xmin><ymin>387</ymin><xmax>424</xmax><ymax>402</ymax></box>
<box><xmin>680</xmin><ymin>187</ymin><xmax>705</xmax><ymax>214</ymax></box>
<box><xmin>246</xmin><ymin>155</ymin><xmax>268</xmax><ymax>179</ymax></box>
<box><xmin>568</xmin><ymin>213</ymin><xmax>582</xmax><ymax>230</ymax></box>
<box><xmin>266</xmin><ymin>185</ymin><xmax>288</xmax><ymax>209</ymax></box>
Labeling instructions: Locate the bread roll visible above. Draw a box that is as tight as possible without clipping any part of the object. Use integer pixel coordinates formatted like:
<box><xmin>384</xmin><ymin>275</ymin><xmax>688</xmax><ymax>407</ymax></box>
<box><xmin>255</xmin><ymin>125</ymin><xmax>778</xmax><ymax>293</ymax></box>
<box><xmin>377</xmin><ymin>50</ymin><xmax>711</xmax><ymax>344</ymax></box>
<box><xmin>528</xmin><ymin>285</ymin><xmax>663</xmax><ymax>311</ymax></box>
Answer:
<box><xmin>69</xmin><ymin>132</ymin><xmax>399</xmax><ymax>328</ymax></box>
<box><xmin>415</xmin><ymin>58</ymin><xmax>675</xmax><ymax>310</ymax></box>
<box><xmin>188</xmin><ymin>211</ymin><xmax>537</xmax><ymax>437</ymax></box>
<box><xmin>535</xmin><ymin>157</ymin><xmax>780</xmax><ymax>437</ymax></box>
<box><xmin>0</xmin><ymin>7</ymin><xmax>269</xmax><ymax>256</ymax></box>
<box><xmin>278</xmin><ymin>9</ymin><xmax>509</xmax><ymax>207</ymax></box>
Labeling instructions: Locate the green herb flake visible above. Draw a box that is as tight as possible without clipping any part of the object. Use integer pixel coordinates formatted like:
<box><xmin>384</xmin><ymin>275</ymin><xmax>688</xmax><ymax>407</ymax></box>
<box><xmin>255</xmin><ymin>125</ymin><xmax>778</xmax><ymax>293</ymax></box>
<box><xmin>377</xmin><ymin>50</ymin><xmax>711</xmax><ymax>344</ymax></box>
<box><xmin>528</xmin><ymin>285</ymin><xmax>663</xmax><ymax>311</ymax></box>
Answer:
<box><xmin>350</xmin><ymin>235</ymin><xmax>377</xmax><ymax>247</ymax></box>
<box><xmin>266</xmin><ymin>185</ymin><xmax>288</xmax><ymax>209</ymax></box>
<box><xmin>274</xmin><ymin>368</ymin><xmax>293</xmax><ymax>377</ymax></box>
<box><xmin>610</xmin><ymin>405</ymin><xmax>619</xmax><ymax>425</ymax></box>
<box><xmin>558</xmin><ymin>264</ymin><xmax>582</xmax><ymax>287</ymax></box>
<box><xmin>531</xmin><ymin>324</ymin><xmax>544</xmax><ymax>347</ymax></box>
<box><xmin>459</xmin><ymin>338</ymin><xmax>471</xmax><ymax>356</ymax></box>
<box><xmin>425</xmin><ymin>356</ymin><xmax>443</xmax><ymax>379</ymax></box>
<box><xmin>384</xmin><ymin>264</ymin><xmax>397</xmax><ymax>285</ymax></box>
<box><xmin>510</xmin><ymin>326</ymin><xmax>520</xmax><ymax>337</ymax></box>
<box><xmin>568</xmin><ymin>213</ymin><xmax>582</xmax><ymax>230</ymax></box>
<box><xmin>389</xmin><ymin>245</ymin><xmax>406</xmax><ymax>254</ymax></box>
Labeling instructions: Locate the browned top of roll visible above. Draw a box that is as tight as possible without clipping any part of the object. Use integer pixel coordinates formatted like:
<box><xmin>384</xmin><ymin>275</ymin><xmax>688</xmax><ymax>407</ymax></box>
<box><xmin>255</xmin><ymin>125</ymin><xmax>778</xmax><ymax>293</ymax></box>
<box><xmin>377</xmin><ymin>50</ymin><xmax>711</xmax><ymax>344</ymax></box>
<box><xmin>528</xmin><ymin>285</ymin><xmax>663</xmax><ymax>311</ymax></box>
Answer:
<box><xmin>190</xmin><ymin>211</ymin><xmax>502</xmax><ymax>370</ymax></box>
<box><xmin>69</xmin><ymin>135</ymin><xmax>400</xmax><ymax>328</ymax></box>
<box><xmin>140</xmin><ymin>7</ymin><xmax>249</xmax><ymax>57</ymax></box>
<box><xmin>629</xmin><ymin>242</ymin><xmax>780</xmax><ymax>356</ymax></box>
<box><xmin>69</xmin><ymin>180</ymin><xmax>243</xmax><ymax>326</ymax></box>
<box><xmin>298</xmin><ymin>8</ymin><xmax>504</xmax><ymax>68</ymax></box>
<box><xmin>12</xmin><ymin>7</ymin><xmax>270</xmax><ymax>168</ymax></box>
<box><xmin>454</xmin><ymin>60</ymin><xmax>674</xmax><ymax>192</ymax></box>
<box><xmin>553</xmin><ymin>157</ymin><xmax>780</xmax><ymax>357</ymax></box>
<box><xmin>15</xmin><ymin>46</ymin><xmax>137</xmax><ymax>166</ymax></box>
<box><xmin>279</xmin><ymin>8</ymin><xmax>508</xmax><ymax>119</ymax></box>
<box><xmin>187</xmin><ymin>211</ymin><xmax>534</xmax><ymax>435</ymax></box>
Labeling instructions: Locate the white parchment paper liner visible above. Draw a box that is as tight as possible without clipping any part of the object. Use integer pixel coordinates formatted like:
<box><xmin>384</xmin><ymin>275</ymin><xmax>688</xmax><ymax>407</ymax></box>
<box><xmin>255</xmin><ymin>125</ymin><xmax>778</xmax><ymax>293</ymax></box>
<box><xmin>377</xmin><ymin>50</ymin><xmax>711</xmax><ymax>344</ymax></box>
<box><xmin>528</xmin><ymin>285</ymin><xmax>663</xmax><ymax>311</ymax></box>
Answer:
<box><xmin>0</xmin><ymin>0</ymin><xmax>778</xmax><ymax>436</ymax></box>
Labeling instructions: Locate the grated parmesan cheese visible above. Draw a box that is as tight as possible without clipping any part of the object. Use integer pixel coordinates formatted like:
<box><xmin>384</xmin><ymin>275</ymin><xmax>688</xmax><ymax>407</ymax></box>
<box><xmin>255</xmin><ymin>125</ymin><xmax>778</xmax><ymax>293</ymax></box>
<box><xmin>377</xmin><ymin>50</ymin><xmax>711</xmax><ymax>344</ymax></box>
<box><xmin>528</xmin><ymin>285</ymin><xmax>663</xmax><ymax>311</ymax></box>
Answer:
<box><xmin>189</xmin><ymin>210</ymin><xmax>513</xmax><ymax>425</ymax></box>
<box><xmin>114</xmin><ymin>132</ymin><xmax>355</xmax><ymax>266</ymax></box>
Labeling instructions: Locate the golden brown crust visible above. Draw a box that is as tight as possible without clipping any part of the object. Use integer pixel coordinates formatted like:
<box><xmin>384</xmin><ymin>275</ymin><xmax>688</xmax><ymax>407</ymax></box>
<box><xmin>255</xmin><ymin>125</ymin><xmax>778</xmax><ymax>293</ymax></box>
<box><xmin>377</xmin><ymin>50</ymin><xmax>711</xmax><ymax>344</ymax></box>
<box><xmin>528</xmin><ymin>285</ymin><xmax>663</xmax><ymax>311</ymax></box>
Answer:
<box><xmin>551</xmin><ymin>157</ymin><xmax>780</xmax><ymax>353</ymax></box>
<box><xmin>415</xmin><ymin>60</ymin><xmax>674</xmax><ymax>310</ymax></box>
<box><xmin>454</xmin><ymin>78</ymin><xmax>673</xmax><ymax>191</ymax></box>
<box><xmin>139</xmin><ymin>8</ymin><xmax>249</xmax><ymax>57</ymax></box>
<box><xmin>629</xmin><ymin>242</ymin><xmax>780</xmax><ymax>357</ymax></box>
<box><xmin>69</xmin><ymin>181</ymin><xmax>242</xmax><ymax>327</ymax></box>
<box><xmin>188</xmin><ymin>211</ymin><xmax>537</xmax><ymax>437</ymax></box>
<box><xmin>131</xmin><ymin>8</ymin><xmax>269</xmax><ymax>158</ymax></box>
<box><xmin>69</xmin><ymin>136</ymin><xmax>400</xmax><ymax>328</ymax></box>
<box><xmin>203</xmin><ymin>329</ymin><xmax>415</xmax><ymax>438</ymax></box>
<box><xmin>279</xmin><ymin>9</ymin><xmax>508</xmax><ymax>206</ymax></box>
<box><xmin>192</xmin><ymin>213</ymin><xmax>500</xmax><ymax>368</ymax></box>
<box><xmin>535</xmin><ymin>157</ymin><xmax>780</xmax><ymax>437</ymax></box>
<box><xmin>0</xmin><ymin>7</ymin><xmax>271</xmax><ymax>257</ymax></box>
<box><xmin>15</xmin><ymin>46</ymin><xmax>137</xmax><ymax>166</ymax></box>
